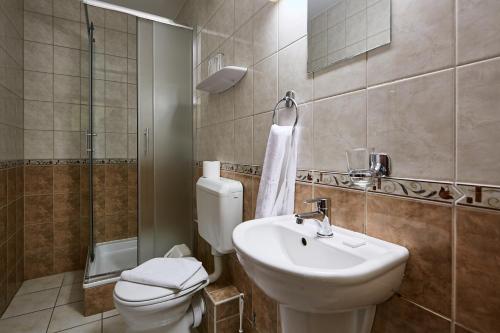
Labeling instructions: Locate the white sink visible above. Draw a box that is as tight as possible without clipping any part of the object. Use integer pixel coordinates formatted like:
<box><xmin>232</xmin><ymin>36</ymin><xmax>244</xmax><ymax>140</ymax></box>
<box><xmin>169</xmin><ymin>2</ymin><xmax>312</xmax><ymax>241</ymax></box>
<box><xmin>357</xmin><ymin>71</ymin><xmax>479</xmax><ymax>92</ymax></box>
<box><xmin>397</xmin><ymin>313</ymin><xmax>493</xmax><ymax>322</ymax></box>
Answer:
<box><xmin>232</xmin><ymin>215</ymin><xmax>409</xmax><ymax>333</ymax></box>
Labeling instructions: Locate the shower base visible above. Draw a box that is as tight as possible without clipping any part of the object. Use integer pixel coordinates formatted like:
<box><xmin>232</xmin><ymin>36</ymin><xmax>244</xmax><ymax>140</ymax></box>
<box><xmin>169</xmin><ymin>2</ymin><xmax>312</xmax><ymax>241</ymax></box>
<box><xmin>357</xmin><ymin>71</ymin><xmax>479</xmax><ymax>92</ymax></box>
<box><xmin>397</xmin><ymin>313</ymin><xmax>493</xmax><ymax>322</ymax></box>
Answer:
<box><xmin>84</xmin><ymin>237</ymin><xmax>137</xmax><ymax>289</ymax></box>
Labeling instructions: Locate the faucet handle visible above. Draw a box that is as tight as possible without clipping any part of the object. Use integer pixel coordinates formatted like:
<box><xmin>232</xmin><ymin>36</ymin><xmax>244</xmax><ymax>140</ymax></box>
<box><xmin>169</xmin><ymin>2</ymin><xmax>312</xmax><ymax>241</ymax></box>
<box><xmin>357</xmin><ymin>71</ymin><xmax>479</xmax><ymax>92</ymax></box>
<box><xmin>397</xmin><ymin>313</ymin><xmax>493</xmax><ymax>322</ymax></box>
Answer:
<box><xmin>304</xmin><ymin>197</ymin><xmax>330</xmax><ymax>206</ymax></box>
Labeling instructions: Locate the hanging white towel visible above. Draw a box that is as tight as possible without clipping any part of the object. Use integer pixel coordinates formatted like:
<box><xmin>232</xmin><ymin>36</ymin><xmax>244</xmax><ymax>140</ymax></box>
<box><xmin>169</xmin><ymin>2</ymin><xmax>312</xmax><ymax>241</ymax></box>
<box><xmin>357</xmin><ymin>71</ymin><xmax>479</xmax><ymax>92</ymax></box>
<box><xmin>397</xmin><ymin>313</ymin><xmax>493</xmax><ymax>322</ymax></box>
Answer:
<box><xmin>121</xmin><ymin>257</ymin><xmax>203</xmax><ymax>290</ymax></box>
<box><xmin>255</xmin><ymin>124</ymin><xmax>298</xmax><ymax>218</ymax></box>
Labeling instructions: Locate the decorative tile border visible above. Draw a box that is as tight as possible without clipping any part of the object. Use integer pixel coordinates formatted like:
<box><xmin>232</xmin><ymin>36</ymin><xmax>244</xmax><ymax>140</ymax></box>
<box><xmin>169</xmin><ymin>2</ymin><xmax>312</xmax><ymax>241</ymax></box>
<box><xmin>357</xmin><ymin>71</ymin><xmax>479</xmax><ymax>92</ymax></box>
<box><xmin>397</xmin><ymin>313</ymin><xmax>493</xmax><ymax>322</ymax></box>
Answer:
<box><xmin>24</xmin><ymin>159</ymin><xmax>137</xmax><ymax>166</ymax></box>
<box><xmin>194</xmin><ymin>161</ymin><xmax>500</xmax><ymax>210</ymax></box>
<box><xmin>369</xmin><ymin>177</ymin><xmax>460</xmax><ymax>204</ymax></box>
<box><xmin>0</xmin><ymin>159</ymin><xmax>24</xmax><ymax>169</ymax></box>
<box><xmin>456</xmin><ymin>184</ymin><xmax>500</xmax><ymax>211</ymax></box>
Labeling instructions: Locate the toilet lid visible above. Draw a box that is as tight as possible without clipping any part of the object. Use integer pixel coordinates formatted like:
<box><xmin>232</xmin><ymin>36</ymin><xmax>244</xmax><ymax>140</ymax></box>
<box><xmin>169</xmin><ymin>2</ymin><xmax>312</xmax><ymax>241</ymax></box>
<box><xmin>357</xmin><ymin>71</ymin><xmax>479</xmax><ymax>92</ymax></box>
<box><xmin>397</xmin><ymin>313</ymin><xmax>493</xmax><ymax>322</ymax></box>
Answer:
<box><xmin>114</xmin><ymin>265</ymin><xmax>208</xmax><ymax>303</ymax></box>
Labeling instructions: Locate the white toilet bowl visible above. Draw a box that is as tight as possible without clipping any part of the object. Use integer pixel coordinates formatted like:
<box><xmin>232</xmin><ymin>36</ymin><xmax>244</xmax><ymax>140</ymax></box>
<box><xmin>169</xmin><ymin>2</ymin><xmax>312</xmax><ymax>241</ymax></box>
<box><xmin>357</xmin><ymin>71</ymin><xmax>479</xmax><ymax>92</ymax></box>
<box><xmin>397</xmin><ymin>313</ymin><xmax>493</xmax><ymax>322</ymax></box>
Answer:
<box><xmin>113</xmin><ymin>262</ymin><xmax>208</xmax><ymax>332</ymax></box>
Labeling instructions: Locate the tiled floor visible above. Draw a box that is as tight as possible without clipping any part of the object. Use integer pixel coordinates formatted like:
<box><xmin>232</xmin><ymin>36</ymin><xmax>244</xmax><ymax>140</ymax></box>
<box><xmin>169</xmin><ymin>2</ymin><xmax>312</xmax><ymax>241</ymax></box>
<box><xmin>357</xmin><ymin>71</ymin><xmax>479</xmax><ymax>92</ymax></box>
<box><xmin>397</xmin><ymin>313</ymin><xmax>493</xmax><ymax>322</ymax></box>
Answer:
<box><xmin>0</xmin><ymin>271</ymin><xmax>127</xmax><ymax>333</ymax></box>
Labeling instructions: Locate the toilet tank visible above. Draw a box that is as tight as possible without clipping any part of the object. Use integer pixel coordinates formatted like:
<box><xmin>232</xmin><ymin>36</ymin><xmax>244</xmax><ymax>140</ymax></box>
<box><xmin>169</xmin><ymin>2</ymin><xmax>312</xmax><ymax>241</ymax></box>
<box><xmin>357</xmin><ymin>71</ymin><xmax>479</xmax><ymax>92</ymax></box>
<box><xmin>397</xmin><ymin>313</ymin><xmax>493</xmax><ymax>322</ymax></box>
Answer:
<box><xmin>196</xmin><ymin>177</ymin><xmax>243</xmax><ymax>254</ymax></box>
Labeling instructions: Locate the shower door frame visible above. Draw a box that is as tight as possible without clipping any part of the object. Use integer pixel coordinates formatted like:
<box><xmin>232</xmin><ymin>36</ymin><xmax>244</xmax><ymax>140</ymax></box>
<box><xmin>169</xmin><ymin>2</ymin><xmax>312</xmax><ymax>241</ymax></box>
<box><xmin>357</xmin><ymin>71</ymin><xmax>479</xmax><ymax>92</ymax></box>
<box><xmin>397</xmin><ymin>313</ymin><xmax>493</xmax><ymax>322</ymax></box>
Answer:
<box><xmin>84</xmin><ymin>4</ymin><xmax>96</xmax><ymax>262</ymax></box>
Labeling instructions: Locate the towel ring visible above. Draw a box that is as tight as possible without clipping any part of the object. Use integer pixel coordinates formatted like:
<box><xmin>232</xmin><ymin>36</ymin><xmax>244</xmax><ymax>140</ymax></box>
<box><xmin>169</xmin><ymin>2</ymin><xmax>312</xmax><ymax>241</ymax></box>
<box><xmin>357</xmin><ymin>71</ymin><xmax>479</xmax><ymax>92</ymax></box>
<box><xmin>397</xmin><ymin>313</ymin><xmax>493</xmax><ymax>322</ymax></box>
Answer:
<box><xmin>272</xmin><ymin>90</ymin><xmax>299</xmax><ymax>130</ymax></box>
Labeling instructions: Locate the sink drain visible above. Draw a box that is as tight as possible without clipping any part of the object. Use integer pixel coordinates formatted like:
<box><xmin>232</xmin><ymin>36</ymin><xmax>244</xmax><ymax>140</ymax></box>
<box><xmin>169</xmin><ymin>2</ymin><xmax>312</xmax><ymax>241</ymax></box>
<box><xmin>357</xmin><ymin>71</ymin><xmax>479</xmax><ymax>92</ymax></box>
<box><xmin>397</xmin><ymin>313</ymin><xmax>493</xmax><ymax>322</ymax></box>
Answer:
<box><xmin>301</xmin><ymin>238</ymin><xmax>307</xmax><ymax>246</ymax></box>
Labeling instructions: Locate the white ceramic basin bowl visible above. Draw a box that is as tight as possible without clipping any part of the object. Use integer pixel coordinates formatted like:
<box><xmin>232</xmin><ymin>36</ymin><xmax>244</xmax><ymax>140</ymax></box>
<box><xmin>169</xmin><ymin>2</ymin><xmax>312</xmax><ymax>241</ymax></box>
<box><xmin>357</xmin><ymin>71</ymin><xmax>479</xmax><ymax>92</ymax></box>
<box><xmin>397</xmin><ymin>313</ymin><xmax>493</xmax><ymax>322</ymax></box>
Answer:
<box><xmin>232</xmin><ymin>215</ymin><xmax>409</xmax><ymax>314</ymax></box>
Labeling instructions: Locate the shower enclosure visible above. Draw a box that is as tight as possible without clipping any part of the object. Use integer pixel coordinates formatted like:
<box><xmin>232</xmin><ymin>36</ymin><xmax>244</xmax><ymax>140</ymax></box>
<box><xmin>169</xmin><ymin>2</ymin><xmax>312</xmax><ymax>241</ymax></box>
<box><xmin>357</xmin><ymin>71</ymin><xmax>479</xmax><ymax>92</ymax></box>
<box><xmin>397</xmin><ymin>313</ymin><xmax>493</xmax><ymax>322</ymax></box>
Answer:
<box><xmin>82</xmin><ymin>2</ymin><xmax>193</xmax><ymax>288</ymax></box>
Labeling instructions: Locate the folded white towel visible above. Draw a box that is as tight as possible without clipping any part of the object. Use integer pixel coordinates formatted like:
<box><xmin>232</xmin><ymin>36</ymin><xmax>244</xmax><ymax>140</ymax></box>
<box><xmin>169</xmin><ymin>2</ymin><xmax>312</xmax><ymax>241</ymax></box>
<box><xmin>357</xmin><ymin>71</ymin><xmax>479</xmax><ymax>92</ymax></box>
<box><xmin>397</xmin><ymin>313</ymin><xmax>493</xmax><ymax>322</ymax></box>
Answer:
<box><xmin>255</xmin><ymin>124</ymin><xmax>298</xmax><ymax>218</ymax></box>
<box><xmin>121</xmin><ymin>257</ymin><xmax>203</xmax><ymax>290</ymax></box>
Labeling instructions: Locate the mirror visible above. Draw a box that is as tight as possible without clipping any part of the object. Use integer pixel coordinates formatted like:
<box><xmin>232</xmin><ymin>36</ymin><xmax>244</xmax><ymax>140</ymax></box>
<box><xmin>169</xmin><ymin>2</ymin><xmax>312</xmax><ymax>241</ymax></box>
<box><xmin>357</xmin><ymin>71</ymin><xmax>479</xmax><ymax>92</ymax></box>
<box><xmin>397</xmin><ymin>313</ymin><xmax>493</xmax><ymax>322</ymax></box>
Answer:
<box><xmin>307</xmin><ymin>0</ymin><xmax>391</xmax><ymax>73</ymax></box>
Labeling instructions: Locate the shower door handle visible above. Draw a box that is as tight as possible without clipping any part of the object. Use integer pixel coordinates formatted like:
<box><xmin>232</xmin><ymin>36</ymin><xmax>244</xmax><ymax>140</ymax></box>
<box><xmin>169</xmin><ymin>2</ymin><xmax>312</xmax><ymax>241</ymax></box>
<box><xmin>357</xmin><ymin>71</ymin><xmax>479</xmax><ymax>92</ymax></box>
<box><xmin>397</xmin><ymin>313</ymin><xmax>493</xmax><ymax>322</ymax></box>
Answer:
<box><xmin>143</xmin><ymin>128</ymin><xmax>150</xmax><ymax>155</ymax></box>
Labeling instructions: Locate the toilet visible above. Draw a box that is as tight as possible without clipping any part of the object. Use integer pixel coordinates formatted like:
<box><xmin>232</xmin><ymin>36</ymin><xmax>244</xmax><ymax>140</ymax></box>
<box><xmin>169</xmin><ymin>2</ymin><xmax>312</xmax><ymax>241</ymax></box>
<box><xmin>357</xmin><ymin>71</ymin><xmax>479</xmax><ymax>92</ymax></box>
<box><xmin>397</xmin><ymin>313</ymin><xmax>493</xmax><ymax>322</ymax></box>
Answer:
<box><xmin>113</xmin><ymin>176</ymin><xmax>243</xmax><ymax>332</ymax></box>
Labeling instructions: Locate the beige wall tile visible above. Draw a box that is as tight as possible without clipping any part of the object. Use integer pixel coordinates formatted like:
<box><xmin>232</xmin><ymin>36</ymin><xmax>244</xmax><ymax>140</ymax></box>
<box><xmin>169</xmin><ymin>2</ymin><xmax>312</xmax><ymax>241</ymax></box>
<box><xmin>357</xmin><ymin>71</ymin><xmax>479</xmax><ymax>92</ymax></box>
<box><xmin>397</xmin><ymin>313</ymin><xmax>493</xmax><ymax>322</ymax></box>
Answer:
<box><xmin>127</xmin><ymin>59</ymin><xmax>136</xmax><ymax>84</ymax></box>
<box><xmin>127</xmin><ymin>134</ymin><xmax>136</xmax><ymax>159</ymax></box>
<box><xmin>234</xmin><ymin>20</ymin><xmax>253</xmax><ymax>68</ymax></box>
<box><xmin>105</xmin><ymin>29</ymin><xmax>127</xmax><ymax>57</ymax></box>
<box><xmin>234</xmin><ymin>0</ymin><xmax>253</xmax><ymax>31</ymax></box>
<box><xmin>313</xmin><ymin>90</ymin><xmax>366</xmax><ymax>172</ymax></box>
<box><xmin>234</xmin><ymin>116</ymin><xmax>253</xmax><ymax>165</ymax></box>
<box><xmin>105</xmin><ymin>55</ymin><xmax>127</xmax><ymax>83</ymax></box>
<box><xmin>457</xmin><ymin>58</ymin><xmax>500</xmax><ymax>186</ymax></box>
<box><xmin>278</xmin><ymin>102</ymin><xmax>313</xmax><ymax>170</ymax></box>
<box><xmin>53</xmin><ymin>0</ymin><xmax>80</xmax><ymax>22</ymax></box>
<box><xmin>127</xmin><ymin>84</ymin><xmax>137</xmax><ymax>109</ymax></box>
<box><xmin>127</xmin><ymin>33</ymin><xmax>136</xmax><ymax>59</ymax></box>
<box><xmin>214</xmin><ymin>121</ymin><xmax>235</xmax><ymax>163</ymax></box>
<box><xmin>253</xmin><ymin>54</ymin><xmax>277</xmax><ymax>114</ymax></box>
<box><xmin>457</xmin><ymin>0</ymin><xmax>500</xmax><ymax>64</ymax></box>
<box><xmin>24</xmin><ymin>0</ymin><xmax>53</xmax><ymax>16</ymax></box>
<box><xmin>24</xmin><ymin>71</ymin><xmax>53</xmax><ymax>102</ymax></box>
<box><xmin>253</xmin><ymin>2</ymin><xmax>278</xmax><ymax>64</ymax></box>
<box><xmin>81</xmin><ymin>5</ymin><xmax>105</xmax><ymax>27</ymax></box>
<box><xmin>105</xmin><ymin>107</ymin><xmax>127</xmax><ymax>133</ymax></box>
<box><xmin>313</xmin><ymin>54</ymin><xmax>366</xmax><ymax>100</ymax></box>
<box><xmin>234</xmin><ymin>68</ymin><xmax>253</xmax><ymax>119</ymax></box>
<box><xmin>252</xmin><ymin>111</ymin><xmax>272</xmax><ymax>165</ymax></box>
<box><xmin>54</xmin><ymin>131</ymin><xmax>80</xmax><ymax>159</ymax></box>
<box><xmin>105</xmin><ymin>133</ymin><xmax>127</xmax><ymax>158</ymax></box>
<box><xmin>127</xmin><ymin>15</ymin><xmax>136</xmax><ymax>34</ymax></box>
<box><xmin>54</xmin><ymin>75</ymin><xmax>80</xmax><ymax>104</ymax></box>
<box><xmin>54</xmin><ymin>18</ymin><xmax>81</xmax><ymax>49</ymax></box>
<box><xmin>278</xmin><ymin>0</ymin><xmax>307</xmax><ymax>49</ymax></box>
<box><xmin>278</xmin><ymin>37</ymin><xmax>313</xmax><ymax>104</ymax></box>
<box><xmin>24</xmin><ymin>41</ymin><xmax>53</xmax><ymax>73</ymax></box>
<box><xmin>54</xmin><ymin>103</ymin><xmax>80</xmax><ymax>131</ymax></box>
<box><xmin>127</xmin><ymin>108</ymin><xmax>137</xmax><ymax>134</ymax></box>
<box><xmin>105</xmin><ymin>81</ymin><xmax>127</xmax><ymax>108</ymax></box>
<box><xmin>24</xmin><ymin>11</ymin><xmax>53</xmax><ymax>44</ymax></box>
<box><xmin>24</xmin><ymin>130</ymin><xmax>53</xmax><ymax>159</ymax></box>
<box><xmin>54</xmin><ymin>46</ymin><xmax>80</xmax><ymax>76</ymax></box>
<box><xmin>367</xmin><ymin>70</ymin><xmax>454</xmax><ymax>181</ymax></box>
<box><xmin>24</xmin><ymin>101</ymin><xmax>53</xmax><ymax>130</ymax></box>
<box><xmin>105</xmin><ymin>9</ymin><xmax>127</xmax><ymax>32</ymax></box>
<box><xmin>367</xmin><ymin>0</ymin><xmax>454</xmax><ymax>85</ymax></box>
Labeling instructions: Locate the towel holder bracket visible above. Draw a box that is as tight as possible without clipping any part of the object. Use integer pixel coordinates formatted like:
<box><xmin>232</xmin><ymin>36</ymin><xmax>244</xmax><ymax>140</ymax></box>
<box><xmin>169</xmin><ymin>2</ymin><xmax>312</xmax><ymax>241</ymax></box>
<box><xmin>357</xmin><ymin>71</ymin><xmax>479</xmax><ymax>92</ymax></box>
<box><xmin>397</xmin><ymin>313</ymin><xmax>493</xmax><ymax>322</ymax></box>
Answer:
<box><xmin>272</xmin><ymin>90</ymin><xmax>299</xmax><ymax>130</ymax></box>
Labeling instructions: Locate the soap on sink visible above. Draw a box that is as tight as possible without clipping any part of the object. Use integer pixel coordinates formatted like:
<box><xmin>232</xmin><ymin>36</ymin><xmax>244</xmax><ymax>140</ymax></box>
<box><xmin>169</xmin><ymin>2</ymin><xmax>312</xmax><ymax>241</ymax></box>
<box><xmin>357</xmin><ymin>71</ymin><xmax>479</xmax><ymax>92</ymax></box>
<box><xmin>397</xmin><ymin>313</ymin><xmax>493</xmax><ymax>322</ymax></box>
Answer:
<box><xmin>342</xmin><ymin>239</ymin><xmax>366</xmax><ymax>248</ymax></box>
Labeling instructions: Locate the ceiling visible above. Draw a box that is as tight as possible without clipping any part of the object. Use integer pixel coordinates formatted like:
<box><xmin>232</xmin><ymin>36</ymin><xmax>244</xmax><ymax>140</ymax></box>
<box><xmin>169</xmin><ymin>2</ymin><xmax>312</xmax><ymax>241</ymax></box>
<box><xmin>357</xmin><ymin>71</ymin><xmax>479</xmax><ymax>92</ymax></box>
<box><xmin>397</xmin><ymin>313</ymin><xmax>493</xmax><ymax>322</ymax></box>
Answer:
<box><xmin>98</xmin><ymin>0</ymin><xmax>187</xmax><ymax>19</ymax></box>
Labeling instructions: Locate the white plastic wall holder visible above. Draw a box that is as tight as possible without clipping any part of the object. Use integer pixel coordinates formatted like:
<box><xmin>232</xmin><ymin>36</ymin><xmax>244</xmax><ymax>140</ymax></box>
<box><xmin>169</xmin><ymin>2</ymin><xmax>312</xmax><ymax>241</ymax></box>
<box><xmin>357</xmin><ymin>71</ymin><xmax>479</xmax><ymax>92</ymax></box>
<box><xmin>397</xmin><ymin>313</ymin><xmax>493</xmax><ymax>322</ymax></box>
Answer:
<box><xmin>196</xmin><ymin>66</ymin><xmax>247</xmax><ymax>94</ymax></box>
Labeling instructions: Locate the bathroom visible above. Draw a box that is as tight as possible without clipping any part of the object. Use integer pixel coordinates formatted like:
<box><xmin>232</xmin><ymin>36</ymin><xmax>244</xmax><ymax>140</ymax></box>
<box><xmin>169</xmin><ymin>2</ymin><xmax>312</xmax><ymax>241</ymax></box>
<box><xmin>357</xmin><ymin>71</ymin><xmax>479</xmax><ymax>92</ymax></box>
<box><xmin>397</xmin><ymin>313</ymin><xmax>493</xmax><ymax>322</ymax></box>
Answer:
<box><xmin>0</xmin><ymin>0</ymin><xmax>499</xmax><ymax>332</ymax></box>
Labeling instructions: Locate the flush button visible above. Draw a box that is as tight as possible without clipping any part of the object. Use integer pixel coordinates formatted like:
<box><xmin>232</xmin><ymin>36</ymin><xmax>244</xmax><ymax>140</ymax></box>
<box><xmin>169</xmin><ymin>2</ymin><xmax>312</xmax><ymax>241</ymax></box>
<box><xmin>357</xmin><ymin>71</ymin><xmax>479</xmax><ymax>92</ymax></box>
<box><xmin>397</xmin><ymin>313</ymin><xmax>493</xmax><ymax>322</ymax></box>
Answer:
<box><xmin>342</xmin><ymin>239</ymin><xmax>366</xmax><ymax>248</ymax></box>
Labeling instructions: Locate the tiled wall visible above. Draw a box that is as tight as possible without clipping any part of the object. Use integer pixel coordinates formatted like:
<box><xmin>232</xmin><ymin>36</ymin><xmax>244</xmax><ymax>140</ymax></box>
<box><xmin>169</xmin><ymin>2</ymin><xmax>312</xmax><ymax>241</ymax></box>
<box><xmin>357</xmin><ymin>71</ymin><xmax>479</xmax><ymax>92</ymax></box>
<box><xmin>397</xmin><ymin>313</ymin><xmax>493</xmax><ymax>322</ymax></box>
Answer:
<box><xmin>0</xmin><ymin>0</ymin><xmax>24</xmax><ymax>316</ymax></box>
<box><xmin>23</xmin><ymin>161</ymin><xmax>137</xmax><ymax>280</ymax></box>
<box><xmin>21</xmin><ymin>0</ymin><xmax>138</xmax><ymax>280</ymax></box>
<box><xmin>176</xmin><ymin>0</ymin><xmax>500</xmax><ymax>332</ymax></box>
<box><xmin>23</xmin><ymin>0</ymin><xmax>137</xmax><ymax>160</ymax></box>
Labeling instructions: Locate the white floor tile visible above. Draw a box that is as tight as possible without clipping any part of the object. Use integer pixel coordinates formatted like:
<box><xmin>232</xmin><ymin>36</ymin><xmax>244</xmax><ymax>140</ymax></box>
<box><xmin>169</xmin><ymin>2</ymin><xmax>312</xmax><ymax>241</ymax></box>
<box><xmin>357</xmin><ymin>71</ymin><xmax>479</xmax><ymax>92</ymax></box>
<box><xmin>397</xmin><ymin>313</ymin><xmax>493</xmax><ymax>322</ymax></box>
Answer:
<box><xmin>58</xmin><ymin>321</ymin><xmax>102</xmax><ymax>333</ymax></box>
<box><xmin>16</xmin><ymin>274</ymin><xmax>64</xmax><ymax>296</ymax></box>
<box><xmin>102</xmin><ymin>309</ymin><xmax>119</xmax><ymax>319</ymax></box>
<box><xmin>2</xmin><ymin>288</ymin><xmax>59</xmax><ymax>319</ymax></box>
<box><xmin>0</xmin><ymin>309</ymin><xmax>52</xmax><ymax>333</ymax></box>
<box><xmin>48</xmin><ymin>302</ymin><xmax>101</xmax><ymax>333</ymax></box>
<box><xmin>62</xmin><ymin>271</ymin><xmax>84</xmax><ymax>286</ymax></box>
<box><xmin>56</xmin><ymin>284</ymin><xmax>84</xmax><ymax>306</ymax></box>
<box><xmin>102</xmin><ymin>316</ymin><xmax>128</xmax><ymax>333</ymax></box>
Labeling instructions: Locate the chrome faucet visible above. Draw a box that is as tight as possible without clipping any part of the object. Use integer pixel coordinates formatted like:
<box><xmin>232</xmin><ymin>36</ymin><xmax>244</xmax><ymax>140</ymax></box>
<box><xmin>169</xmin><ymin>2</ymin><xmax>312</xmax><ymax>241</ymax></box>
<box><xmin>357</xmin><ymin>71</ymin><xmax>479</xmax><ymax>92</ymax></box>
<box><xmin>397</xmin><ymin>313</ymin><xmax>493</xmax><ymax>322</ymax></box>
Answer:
<box><xmin>295</xmin><ymin>198</ymin><xmax>334</xmax><ymax>238</ymax></box>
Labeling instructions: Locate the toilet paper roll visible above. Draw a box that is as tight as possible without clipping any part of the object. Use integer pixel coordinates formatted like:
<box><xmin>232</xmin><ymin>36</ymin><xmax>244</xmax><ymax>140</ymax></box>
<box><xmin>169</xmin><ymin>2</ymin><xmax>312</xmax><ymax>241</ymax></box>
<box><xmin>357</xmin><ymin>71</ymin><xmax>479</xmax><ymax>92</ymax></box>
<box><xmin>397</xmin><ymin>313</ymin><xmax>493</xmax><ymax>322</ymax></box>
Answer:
<box><xmin>203</xmin><ymin>161</ymin><xmax>220</xmax><ymax>179</ymax></box>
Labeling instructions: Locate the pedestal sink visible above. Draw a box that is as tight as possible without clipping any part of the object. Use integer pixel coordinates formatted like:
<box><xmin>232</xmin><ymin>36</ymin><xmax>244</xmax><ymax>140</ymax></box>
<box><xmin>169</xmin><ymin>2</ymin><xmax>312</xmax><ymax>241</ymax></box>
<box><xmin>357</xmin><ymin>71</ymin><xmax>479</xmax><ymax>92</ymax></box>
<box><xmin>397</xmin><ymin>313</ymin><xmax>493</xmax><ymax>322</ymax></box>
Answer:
<box><xmin>232</xmin><ymin>215</ymin><xmax>409</xmax><ymax>333</ymax></box>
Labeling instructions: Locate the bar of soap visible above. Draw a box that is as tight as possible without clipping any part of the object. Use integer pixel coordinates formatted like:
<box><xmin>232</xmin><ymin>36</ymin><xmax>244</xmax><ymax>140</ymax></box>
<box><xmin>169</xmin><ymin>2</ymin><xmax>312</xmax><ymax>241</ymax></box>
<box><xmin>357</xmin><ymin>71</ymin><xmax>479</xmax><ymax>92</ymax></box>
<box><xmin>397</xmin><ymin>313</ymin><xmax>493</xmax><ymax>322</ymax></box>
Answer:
<box><xmin>342</xmin><ymin>239</ymin><xmax>366</xmax><ymax>248</ymax></box>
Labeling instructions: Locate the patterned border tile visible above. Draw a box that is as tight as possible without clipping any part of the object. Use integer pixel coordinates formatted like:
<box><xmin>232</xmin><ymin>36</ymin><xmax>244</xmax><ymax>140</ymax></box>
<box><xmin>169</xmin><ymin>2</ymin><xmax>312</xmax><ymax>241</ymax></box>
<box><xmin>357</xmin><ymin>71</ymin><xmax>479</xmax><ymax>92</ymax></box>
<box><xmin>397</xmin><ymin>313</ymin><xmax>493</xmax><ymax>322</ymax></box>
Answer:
<box><xmin>456</xmin><ymin>184</ymin><xmax>500</xmax><ymax>210</ymax></box>
<box><xmin>369</xmin><ymin>177</ymin><xmax>460</xmax><ymax>204</ymax></box>
<box><xmin>24</xmin><ymin>159</ymin><xmax>137</xmax><ymax>166</ymax></box>
<box><xmin>195</xmin><ymin>161</ymin><xmax>500</xmax><ymax>210</ymax></box>
<box><xmin>0</xmin><ymin>160</ymin><xmax>23</xmax><ymax>169</ymax></box>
